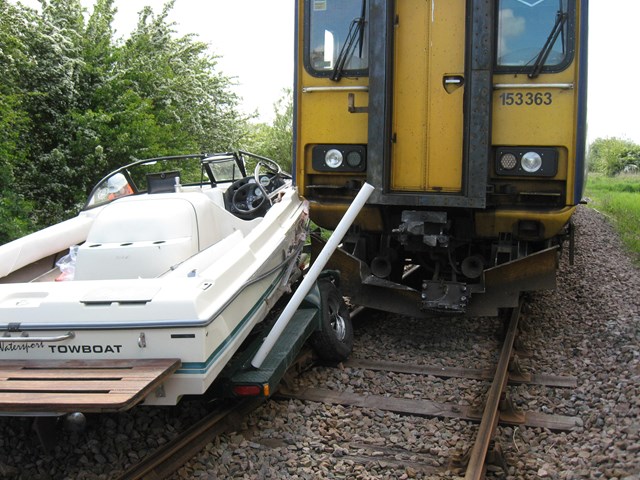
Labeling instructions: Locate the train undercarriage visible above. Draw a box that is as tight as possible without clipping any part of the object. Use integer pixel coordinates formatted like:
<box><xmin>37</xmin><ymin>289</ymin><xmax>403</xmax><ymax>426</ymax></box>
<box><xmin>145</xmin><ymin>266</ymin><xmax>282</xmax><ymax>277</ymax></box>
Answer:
<box><xmin>312</xmin><ymin>206</ymin><xmax>574</xmax><ymax>318</ymax></box>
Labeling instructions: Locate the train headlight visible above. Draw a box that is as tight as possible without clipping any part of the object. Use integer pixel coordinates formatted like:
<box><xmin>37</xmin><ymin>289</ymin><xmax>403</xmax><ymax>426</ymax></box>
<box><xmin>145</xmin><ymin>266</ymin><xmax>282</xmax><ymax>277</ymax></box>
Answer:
<box><xmin>324</xmin><ymin>149</ymin><xmax>343</xmax><ymax>169</ymax></box>
<box><xmin>312</xmin><ymin>145</ymin><xmax>367</xmax><ymax>172</ymax></box>
<box><xmin>346</xmin><ymin>151</ymin><xmax>363</xmax><ymax>168</ymax></box>
<box><xmin>499</xmin><ymin>153</ymin><xmax>518</xmax><ymax>170</ymax></box>
<box><xmin>495</xmin><ymin>147</ymin><xmax>558</xmax><ymax>177</ymax></box>
<box><xmin>521</xmin><ymin>151</ymin><xmax>543</xmax><ymax>173</ymax></box>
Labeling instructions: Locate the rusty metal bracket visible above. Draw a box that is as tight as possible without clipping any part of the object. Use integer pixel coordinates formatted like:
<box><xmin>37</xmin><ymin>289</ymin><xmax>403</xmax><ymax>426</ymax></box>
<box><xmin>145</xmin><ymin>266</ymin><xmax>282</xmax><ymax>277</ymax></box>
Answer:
<box><xmin>449</xmin><ymin>448</ymin><xmax>470</xmax><ymax>474</ymax></box>
<box><xmin>450</xmin><ymin>441</ymin><xmax>508</xmax><ymax>476</ymax></box>
<box><xmin>508</xmin><ymin>355</ymin><xmax>532</xmax><ymax>383</ymax></box>
<box><xmin>348</xmin><ymin>93</ymin><xmax>368</xmax><ymax>113</ymax></box>
<box><xmin>513</xmin><ymin>339</ymin><xmax>533</xmax><ymax>358</ymax></box>
<box><xmin>485</xmin><ymin>441</ymin><xmax>509</xmax><ymax>475</ymax></box>
<box><xmin>498</xmin><ymin>392</ymin><xmax>526</xmax><ymax>425</ymax></box>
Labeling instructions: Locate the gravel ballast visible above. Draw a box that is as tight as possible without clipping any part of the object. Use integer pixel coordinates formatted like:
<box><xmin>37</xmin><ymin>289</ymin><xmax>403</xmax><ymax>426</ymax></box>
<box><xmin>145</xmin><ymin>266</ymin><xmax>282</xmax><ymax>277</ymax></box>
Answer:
<box><xmin>0</xmin><ymin>205</ymin><xmax>638</xmax><ymax>479</ymax></box>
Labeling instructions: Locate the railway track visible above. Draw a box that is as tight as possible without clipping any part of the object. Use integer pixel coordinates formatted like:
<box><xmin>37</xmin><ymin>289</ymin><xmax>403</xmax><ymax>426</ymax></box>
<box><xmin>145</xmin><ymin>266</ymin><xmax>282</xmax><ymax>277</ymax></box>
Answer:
<box><xmin>114</xmin><ymin>300</ymin><xmax>580</xmax><ymax>479</ymax></box>
<box><xmin>278</xmin><ymin>302</ymin><xmax>579</xmax><ymax>478</ymax></box>
<box><xmin>115</xmin><ymin>399</ymin><xmax>263</xmax><ymax>480</ymax></box>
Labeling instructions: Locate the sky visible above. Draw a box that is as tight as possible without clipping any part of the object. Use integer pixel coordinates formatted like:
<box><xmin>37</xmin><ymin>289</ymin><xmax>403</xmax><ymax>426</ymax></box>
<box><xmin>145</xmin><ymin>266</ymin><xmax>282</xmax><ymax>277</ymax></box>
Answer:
<box><xmin>586</xmin><ymin>1</ymin><xmax>639</xmax><ymax>144</ymax></box>
<box><xmin>11</xmin><ymin>1</ymin><xmax>640</xmax><ymax>144</ymax></box>
<box><xmin>91</xmin><ymin>0</ymin><xmax>296</xmax><ymax>123</ymax></box>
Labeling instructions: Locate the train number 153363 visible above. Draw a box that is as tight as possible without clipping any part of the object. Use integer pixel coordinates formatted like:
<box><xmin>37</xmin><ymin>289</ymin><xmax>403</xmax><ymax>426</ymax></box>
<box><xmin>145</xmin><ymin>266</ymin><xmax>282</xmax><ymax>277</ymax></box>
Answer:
<box><xmin>499</xmin><ymin>92</ymin><xmax>553</xmax><ymax>106</ymax></box>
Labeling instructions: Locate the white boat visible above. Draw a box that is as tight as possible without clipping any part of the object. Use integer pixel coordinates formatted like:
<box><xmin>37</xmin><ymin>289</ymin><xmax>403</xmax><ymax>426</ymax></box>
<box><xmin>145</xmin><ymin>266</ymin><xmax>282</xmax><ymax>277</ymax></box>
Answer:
<box><xmin>0</xmin><ymin>152</ymin><xmax>310</xmax><ymax>411</ymax></box>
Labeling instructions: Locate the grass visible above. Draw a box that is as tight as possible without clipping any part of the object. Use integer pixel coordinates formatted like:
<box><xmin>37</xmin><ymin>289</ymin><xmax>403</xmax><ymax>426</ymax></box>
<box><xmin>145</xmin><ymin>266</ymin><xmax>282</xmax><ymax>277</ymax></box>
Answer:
<box><xmin>585</xmin><ymin>173</ymin><xmax>640</xmax><ymax>265</ymax></box>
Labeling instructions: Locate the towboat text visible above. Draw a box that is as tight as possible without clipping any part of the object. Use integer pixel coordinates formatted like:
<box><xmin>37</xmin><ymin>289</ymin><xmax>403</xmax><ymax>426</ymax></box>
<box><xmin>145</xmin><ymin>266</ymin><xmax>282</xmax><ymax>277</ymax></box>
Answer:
<box><xmin>0</xmin><ymin>342</ymin><xmax>123</xmax><ymax>354</ymax></box>
<box><xmin>49</xmin><ymin>344</ymin><xmax>123</xmax><ymax>354</ymax></box>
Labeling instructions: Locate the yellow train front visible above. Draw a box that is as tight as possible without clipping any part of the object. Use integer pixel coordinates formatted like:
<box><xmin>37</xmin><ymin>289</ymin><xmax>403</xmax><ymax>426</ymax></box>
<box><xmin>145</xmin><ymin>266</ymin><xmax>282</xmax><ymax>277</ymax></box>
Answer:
<box><xmin>294</xmin><ymin>0</ymin><xmax>588</xmax><ymax>317</ymax></box>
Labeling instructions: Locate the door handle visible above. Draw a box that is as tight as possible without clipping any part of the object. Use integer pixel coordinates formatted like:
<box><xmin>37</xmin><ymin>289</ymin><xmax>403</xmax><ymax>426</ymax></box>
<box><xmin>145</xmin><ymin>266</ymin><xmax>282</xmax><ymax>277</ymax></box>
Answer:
<box><xmin>443</xmin><ymin>75</ymin><xmax>464</xmax><ymax>93</ymax></box>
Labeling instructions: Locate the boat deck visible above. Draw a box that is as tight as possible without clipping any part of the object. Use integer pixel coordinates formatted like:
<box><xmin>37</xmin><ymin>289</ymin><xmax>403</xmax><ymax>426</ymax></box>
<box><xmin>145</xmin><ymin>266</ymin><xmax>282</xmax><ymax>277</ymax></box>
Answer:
<box><xmin>0</xmin><ymin>358</ymin><xmax>180</xmax><ymax>413</ymax></box>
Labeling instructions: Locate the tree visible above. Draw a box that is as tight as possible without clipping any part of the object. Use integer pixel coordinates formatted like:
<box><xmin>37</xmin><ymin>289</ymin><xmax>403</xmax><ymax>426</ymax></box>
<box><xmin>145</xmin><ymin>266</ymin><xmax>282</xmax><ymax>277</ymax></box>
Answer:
<box><xmin>111</xmin><ymin>2</ymin><xmax>247</xmax><ymax>159</ymax></box>
<box><xmin>588</xmin><ymin>137</ymin><xmax>640</xmax><ymax>176</ymax></box>
<box><xmin>1</xmin><ymin>0</ymin><xmax>250</xmax><ymax>243</ymax></box>
<box><xmin>10</xmin><ymin>0</ymin><xmax>103</xmax><ymax>225</ymax></box>
<box><xmin>243</xmin><ymin>89</ymin><xmax>293</xmax><ymax>173</ymax></box>
<box><xmin>0</xmin><ymin>0</ymin><xmax>36</xmax><ymax>242</ymax></box>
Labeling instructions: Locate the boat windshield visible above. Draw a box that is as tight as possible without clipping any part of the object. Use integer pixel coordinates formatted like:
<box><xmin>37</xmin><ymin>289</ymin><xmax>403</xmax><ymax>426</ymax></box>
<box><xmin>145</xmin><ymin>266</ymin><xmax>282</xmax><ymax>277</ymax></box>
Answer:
<box><xmin>202</xmin><ymin>155</ymin><xmax>243</xmax><ymax>183</ymax></box>
<box><xmin>84</xmin><ymin>154</ymin><xmax>244</xmax><ymax>209</ymax></box>
<box><xmin>497</xmin><ymin>0</ymin><xmax>571</xmax><ymax>71</ymax></box>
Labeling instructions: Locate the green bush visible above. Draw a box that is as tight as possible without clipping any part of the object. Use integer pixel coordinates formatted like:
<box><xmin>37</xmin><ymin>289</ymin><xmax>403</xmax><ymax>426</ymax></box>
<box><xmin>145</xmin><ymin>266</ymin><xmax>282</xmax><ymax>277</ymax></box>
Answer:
<box><xmin>588</xmin><ymin>137</ymin><xmax>640</xmax><ymax>176</ymax></box>
<box><xmin>0</xmin><ymin>0</ymin><xmax>250</xmax><ymax>243</ymax></box>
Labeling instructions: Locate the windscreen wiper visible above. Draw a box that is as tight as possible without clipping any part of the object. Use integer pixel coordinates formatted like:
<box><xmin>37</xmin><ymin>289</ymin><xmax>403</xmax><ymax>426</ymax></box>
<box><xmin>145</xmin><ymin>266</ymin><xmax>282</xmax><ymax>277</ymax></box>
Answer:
<box><xmin>357</xmin><ymin>0</ymin><xmax>366</xmax><ymax>59</ymax></box>
<box><xmin>331</xmin><ymin>0</ymin><xmax>366</xmax><ymax>82</ymax></box>
<box><xmin>528</xmin><ymin>9</ymin><xmax>568</xmax><ymax>79</ymax></box>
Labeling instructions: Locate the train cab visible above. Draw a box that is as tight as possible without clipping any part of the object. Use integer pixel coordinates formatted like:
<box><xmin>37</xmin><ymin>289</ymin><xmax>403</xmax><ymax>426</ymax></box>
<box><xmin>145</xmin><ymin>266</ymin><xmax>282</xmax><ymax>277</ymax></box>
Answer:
<box><xmin>294</xmin><ymin>0</ymin><xmax>588</xmax><ymax>317</ymax></box>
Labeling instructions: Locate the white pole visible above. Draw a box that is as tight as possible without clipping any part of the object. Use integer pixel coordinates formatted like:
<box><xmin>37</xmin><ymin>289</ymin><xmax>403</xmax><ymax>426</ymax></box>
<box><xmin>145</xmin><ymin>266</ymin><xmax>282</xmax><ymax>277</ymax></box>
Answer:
<box><xmin>251</xmin><ymin>182</ymin><xmax>375</xmax><ymax>368</ymax></box>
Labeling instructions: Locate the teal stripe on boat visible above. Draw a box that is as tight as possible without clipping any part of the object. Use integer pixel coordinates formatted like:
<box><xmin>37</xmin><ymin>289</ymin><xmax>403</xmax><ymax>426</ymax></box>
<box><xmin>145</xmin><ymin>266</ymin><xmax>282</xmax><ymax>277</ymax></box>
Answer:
<box><xmin>174</xmin><ymin>270</ymin><xmax>285</xmax><ymax>375</ymax></box>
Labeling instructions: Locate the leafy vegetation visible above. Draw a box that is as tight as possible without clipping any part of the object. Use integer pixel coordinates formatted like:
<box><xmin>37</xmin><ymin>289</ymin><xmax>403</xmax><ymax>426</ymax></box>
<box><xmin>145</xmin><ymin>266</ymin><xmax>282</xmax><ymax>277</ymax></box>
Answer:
<box><xmin>585</xmin><ymin>173</ymin><xmax>640</xmax><ymax>265</ymax></box>
<box><xmin>586</xmin><ymin>137</ymin><xmax>640</xmax><ymax>263</ymax></box>
<box><xmin>588</xmin><ymin>137</ymin><xmax>640</xmax><ymax>176</ymax></box>
<box><xmin>0</xmin><ymin>0</ymin><xmax>291</xmax><ymax>245</ymax></box>
<box><xmin>243</xmin><ymin>89</ymin><xmax>294</xmax><ymax>173</ymax></box>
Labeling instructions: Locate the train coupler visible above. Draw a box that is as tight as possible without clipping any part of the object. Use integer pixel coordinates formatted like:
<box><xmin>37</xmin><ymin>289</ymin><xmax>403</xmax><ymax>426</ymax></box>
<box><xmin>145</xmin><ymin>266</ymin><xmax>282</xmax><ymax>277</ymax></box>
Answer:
<box><xmin>420</xmin><ymin>280</ymin><xmax>469</xmax><ymax>314</ymax></box>
<box><xmin>393</xmin><ymin>210</ymin><xmax>450</xmax><ymax>248</ymax></box>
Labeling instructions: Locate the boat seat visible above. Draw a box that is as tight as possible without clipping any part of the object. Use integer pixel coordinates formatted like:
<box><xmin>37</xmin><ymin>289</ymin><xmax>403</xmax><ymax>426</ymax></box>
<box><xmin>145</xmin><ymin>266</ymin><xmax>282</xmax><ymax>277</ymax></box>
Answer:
<box><xmin>0</xmin><ymin>215</ymin><xmax>93</xmax><ymax>281</ymax></box>
<box><xmin>73</xmin><ymin>193</ymin><xmax>235</xmax><ymax>280</ymax></box>
<box><xmin>203</xmin><ymin>188</ymin><xmax>227</xmax><ymax>209</ymax></box>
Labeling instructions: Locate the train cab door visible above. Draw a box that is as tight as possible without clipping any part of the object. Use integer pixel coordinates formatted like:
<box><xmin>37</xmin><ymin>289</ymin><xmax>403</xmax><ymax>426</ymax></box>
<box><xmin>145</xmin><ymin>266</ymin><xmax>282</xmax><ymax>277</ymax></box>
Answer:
<box><xmin>367</xmin><ymin>0</ymin><xmax>492</xmax><ymax>209</ymax></box>
<box><xmin>390</xmin><ymin>0</ymin><xmax>466</xmax><ymax>194</ymax></box>
<box><xmin>296</xmin><ymin>0</ymin><xmax>493</xmax><ymax>216</ymax></box>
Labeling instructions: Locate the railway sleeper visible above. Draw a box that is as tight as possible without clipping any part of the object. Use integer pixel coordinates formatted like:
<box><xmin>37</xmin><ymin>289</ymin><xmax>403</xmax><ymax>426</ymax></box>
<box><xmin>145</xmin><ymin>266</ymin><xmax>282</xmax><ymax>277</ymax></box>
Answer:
<box><xmin>276</xmin><ymin>386</ymin><xmax>579</xmax><ymax>431</ymax></box>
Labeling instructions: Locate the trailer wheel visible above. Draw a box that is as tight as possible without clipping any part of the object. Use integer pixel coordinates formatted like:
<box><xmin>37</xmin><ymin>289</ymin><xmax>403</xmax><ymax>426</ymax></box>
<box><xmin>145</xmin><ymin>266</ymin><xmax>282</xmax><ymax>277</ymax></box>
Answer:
<box><xmin>311</xmin><ymin>280</ymin><xmax>353</xmax><ymax>363</ymax></box>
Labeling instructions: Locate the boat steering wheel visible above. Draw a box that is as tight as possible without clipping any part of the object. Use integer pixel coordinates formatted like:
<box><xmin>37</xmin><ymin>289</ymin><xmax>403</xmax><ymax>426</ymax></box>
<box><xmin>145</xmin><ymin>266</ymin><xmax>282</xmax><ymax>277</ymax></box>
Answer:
<box><xmin>229</xmin><ymin>158</ymin><xmax>284</xmax><ymax>217</ymax></box>
<box><xmin>254</xmin><ymin>159</ymin><xmax>283</xmax><ymax>196</ymax></box>
<box><xmin>231</xmin><ymin>180</ymin><xmax>267</xmax><ymax>215</ymax></box>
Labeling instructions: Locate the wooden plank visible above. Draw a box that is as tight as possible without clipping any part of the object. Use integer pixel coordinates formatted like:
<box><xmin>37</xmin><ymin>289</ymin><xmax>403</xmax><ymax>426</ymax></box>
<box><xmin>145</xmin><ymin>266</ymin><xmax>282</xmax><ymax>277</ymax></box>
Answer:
<box><xmin>0</xmin><ymin>358</ymin><xmax>175</xmax><ymax>369</ymax></box>
<box><xmin>0</xmin><ymin>381</ymin><xmax>168</xmax><ymax>392</ymax></box>
<box><xmin>528</xmin><ymin>373</ymin><xmax>578</xmax><ymax>388</ymax></box>
<box><xmin>279</xmin><ymin>387</ymin><xmax>471</xmax><ymax>420</ymax></box>
<box><xmin>278</xmin><ymin>387</ymin><xmax>578</xmax><ymax>431</ymax></box>
<box><xmin>1</xmin><ymin>371</ymin><xmax>151</xmax><ymax>379</ymax></box>
<box><xmin>344</xmin><ymin>358</ymin><xmax>577</xmax><ymax>388</ymax></box>
<box><xmin>522</xmin><ymin>411</ymin><xmax>578</xmax><ymax>431</ymax></box>
<box><xmin>0</xmin><ymin>380</ymin><xmax>125</xmax><ymax>391</ymax></box>
<box><xmin>0</xmin><ymin>393</ymin><xmax>134</xmax><ymax>404</ymax></box>
<box><xmin>343</xmin><ymin>454</ymin><xmax>440</xmax><ymax>474</ymax></box>
<box><xmin>0</xmin><ymin>358</ymin><xmax>180</xmax><ymax>413</ymax></box>
<box><xmin>345</xmin><ymin>358</ymin><xmax>489</xmax><ymax>380</ymax></box>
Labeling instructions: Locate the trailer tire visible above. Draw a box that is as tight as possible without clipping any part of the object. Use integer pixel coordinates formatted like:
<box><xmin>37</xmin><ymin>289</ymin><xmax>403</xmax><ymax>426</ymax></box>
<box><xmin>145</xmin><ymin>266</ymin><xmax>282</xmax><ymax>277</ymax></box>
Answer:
<box><xmin>311</xmin><ymin>280</ymin><xmax>353</xmax><ymax>363</ymax></box>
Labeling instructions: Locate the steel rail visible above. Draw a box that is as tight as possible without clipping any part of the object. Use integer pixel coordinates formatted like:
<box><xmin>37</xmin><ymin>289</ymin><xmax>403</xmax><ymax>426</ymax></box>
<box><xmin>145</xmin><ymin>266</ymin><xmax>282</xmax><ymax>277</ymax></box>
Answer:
<box><xmin>115</xmin><ymin>398</ymin><xmax>263</xmax><ymax>480</ymax></box>
<box><xmin>464</xmin><ymin>303</ymin><xmax>522</xmax><ymax>479</ymax></box>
